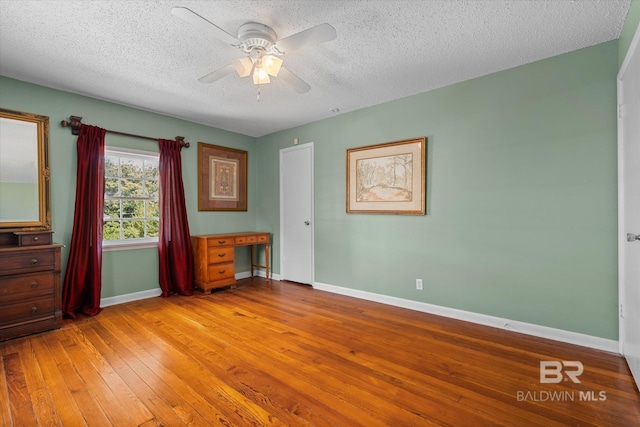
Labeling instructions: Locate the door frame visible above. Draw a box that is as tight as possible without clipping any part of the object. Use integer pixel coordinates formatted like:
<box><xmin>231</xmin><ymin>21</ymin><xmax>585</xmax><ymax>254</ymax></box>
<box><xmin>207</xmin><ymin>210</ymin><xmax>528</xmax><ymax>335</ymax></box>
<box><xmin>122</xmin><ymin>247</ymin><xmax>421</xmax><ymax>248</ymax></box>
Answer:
<box><xmin>279</xmin><ymin>142</ymin><xmax>315</xmax><ymax>284</ymax></box>
<box><xmin>617</xmin><ymin>21</ymin><xmax>640</xmax><ymax>360</ymax></box>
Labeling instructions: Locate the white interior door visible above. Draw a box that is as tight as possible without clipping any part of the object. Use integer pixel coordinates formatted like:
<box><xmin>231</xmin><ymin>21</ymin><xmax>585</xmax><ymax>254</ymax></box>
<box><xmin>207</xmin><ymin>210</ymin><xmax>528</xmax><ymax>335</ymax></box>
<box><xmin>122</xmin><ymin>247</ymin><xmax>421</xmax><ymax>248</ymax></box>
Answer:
<box><xmin>280</xmin><ymin>143</ymin><xmax>314</xmax><ymax>284</ymax></box>
<box><xmin>618</xmin><ymin>22</ymin><xmax>640</xmax><ymax>390</ymax></box>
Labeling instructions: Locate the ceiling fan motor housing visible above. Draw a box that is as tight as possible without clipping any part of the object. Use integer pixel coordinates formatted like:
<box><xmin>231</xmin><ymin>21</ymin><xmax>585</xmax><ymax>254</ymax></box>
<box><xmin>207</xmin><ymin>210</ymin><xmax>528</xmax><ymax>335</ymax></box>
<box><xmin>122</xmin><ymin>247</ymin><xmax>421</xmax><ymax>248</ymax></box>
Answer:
<box><xmin>237</xmin><ymin>22</ymin><xmax>281</xmax><ymax>55</ymax></box>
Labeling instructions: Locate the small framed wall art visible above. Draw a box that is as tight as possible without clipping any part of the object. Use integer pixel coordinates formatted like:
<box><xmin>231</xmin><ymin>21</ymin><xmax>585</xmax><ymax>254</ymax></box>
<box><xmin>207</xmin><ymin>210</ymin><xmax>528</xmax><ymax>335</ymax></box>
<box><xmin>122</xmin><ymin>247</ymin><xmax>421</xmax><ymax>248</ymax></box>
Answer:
<box><xmin>198</xmin><ymin>142</ymin><xmax>247</xmax><ymax>211</ymax></box>
<box><xmin>347</xmin><ymin>137</ymin><xmax>426</xmax><ymax>215</ymax></box>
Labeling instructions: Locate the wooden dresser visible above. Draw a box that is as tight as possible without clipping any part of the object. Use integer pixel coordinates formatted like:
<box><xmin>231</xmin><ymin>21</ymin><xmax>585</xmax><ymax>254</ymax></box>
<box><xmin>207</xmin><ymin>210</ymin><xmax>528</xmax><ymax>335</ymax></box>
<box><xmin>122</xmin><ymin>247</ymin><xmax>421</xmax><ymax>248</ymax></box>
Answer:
<box><xmin>0</xmin><ymin>231</ymin><xmax>63</xmax><ymax>341</ymax></box>
<box><xmin>191</xmin><ymin>232</ymin><xmax>270</xmax><ymax>293</ymax></box>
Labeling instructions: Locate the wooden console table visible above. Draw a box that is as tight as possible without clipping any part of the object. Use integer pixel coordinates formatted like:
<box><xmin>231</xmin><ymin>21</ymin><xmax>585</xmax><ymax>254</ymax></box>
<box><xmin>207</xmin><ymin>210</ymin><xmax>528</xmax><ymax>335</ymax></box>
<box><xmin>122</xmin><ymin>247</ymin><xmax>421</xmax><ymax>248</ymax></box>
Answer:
<box><xmin>191</xmin><ymin>232</ymin><xmax>270</xmax><ymax>293</ymax></box>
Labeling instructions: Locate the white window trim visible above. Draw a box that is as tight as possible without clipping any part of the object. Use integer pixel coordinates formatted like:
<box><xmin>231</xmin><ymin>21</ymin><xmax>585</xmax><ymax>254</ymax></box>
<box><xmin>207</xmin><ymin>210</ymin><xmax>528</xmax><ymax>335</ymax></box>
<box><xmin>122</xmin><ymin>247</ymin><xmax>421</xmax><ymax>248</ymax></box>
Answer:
<box><xmin>103</xmin><ymin>239</ymin><xmax>158</xmax><ymax>252</ymax></box>
<box><xmin>103</xmin><ymin>145</ymin><xmax>160</xmax><ymax>251</ymax></box>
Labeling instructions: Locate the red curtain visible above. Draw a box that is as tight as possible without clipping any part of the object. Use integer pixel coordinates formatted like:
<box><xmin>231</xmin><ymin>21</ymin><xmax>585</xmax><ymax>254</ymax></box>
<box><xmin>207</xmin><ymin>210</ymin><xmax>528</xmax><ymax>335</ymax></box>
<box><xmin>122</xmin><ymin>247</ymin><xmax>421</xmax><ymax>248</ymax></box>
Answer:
<box><xmin>158</xmin><ymin>139</ymin><xmax>194</xmax><ymax>296</ymax></box>
<box><xmin>61</xmin><ymin>125</ymin><xmax>106</xmax><ymax>318</ymax></box>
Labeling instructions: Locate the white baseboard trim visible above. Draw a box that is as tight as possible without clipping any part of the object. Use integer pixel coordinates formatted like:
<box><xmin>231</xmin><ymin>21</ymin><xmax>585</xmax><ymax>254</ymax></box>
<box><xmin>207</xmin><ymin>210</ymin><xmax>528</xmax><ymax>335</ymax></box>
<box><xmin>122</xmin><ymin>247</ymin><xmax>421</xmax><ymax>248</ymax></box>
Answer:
<box><xmin>240</xmin><ymin>269</ymin><xmax>282</xmax><ymax>281</ymax></box>
<box><xmin>312</xmin><ymin>281</ymin><xmax>619</xmax><ymax>354</ymax></box>
<box><xmin>236</xmin><ymin>271</ymin><xmax>253</xmax><ymax>280</ymax></box>
<box><xmin>101</xmin><ymin>288</ymin><xmax>162</xmax><ymax>307</ymax></box>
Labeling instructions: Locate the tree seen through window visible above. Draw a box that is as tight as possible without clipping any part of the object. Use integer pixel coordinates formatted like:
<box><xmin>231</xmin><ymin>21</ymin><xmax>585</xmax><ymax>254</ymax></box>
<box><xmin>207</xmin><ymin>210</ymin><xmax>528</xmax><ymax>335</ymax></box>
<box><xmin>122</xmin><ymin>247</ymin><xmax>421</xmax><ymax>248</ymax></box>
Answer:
<box><xmin>103</xmin><ymin>149</ymin><xmax>159</xmax><ymax>242</ymax></box>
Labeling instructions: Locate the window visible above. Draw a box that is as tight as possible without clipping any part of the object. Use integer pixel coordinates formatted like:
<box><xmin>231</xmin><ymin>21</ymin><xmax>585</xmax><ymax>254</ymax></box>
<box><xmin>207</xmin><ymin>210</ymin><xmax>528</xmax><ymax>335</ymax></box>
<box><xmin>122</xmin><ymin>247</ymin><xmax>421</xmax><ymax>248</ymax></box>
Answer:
<box><xmin>103</xmin><ymin>147</ymin><xmax>159</xmax><ymax>249</ymax></box>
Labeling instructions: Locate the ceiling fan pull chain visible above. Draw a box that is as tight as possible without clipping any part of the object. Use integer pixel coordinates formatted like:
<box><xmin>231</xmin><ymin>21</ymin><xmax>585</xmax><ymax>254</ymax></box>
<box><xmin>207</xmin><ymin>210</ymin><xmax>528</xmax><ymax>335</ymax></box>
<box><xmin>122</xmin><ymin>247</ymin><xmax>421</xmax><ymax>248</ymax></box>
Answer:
<box><xmin>257</xmin><ymin>85</ymin><xmax>261</xmax><ymax>102</ymax></box>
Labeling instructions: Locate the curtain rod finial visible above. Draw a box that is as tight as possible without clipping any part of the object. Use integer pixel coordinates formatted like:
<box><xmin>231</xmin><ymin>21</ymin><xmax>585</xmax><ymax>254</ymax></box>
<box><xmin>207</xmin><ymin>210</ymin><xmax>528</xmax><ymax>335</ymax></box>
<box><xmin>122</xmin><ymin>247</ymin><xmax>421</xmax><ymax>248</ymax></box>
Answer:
<box><xmin>176</xmin><ymin>136</ymin><xmax>190</xmax><ymax>148</ymax></box>
<box><xmin>61</xmin><ymin>116</ymin><xmax>83</xmax><ymax>135</ymax></box>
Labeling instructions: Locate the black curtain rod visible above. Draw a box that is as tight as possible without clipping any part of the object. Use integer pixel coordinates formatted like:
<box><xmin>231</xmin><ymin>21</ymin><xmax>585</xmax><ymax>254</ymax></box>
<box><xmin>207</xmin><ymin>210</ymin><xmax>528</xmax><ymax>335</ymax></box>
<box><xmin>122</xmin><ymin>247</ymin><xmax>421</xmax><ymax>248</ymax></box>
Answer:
<box><xmin>60</xmin><ymin>115</ymin><xmax>190</xmax><ymax>148</ymax></box>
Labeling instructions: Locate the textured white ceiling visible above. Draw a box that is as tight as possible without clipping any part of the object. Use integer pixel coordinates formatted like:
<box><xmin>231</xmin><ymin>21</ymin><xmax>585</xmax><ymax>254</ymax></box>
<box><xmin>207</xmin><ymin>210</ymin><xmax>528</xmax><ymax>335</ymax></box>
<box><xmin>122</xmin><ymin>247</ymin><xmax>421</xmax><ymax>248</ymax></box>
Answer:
<box><xmin>0</xmin><ymin>0</ymin><xmax>631</xmax><ymax>137</ymax></box>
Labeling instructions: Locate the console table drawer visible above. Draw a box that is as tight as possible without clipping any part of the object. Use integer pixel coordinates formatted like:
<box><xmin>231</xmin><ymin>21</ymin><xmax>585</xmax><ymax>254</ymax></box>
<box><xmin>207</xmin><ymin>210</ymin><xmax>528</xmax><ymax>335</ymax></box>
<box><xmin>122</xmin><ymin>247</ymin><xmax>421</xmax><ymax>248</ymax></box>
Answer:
<box><xmin>0</xmin><ymin>297</ymin><xmax>56</xmax><ymax>326</ymax></box>
<box><xmin>207</xmin><ymin>262</ymin><xmax>235</xmax><ymax>281</ymax></box>
<box><xmin>0</xmin><ymin>272</ymin><xmax>54</xmax><ymax>301</ymax></box>
<box><xmin>208</xmin><ymin>237</ymin><xmax>233</xmax><ymax>247</ymax></box>
<box><xmin>207</xmin><ymin>247</ymin><xmax>234</xmax><ymax>264</ymax></box>
<box><xmin>235</xmin><ymin>235</ymin><xmax>257</xmax><ymax>244</ymax></box>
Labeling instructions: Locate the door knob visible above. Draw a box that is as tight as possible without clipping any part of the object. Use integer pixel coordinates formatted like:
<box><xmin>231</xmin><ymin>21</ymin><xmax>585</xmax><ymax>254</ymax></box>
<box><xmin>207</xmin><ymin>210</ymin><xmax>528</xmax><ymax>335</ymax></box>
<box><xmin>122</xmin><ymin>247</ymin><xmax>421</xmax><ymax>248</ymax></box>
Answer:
<box><xmin>627</xmin><ymin>233</ymin><xmax>640</xmax><ymax>242</ymax></box>
<box><xmin>304</xmin><ymin>221</ymin><xmax>310</xmax><ymax>225</ymax></box>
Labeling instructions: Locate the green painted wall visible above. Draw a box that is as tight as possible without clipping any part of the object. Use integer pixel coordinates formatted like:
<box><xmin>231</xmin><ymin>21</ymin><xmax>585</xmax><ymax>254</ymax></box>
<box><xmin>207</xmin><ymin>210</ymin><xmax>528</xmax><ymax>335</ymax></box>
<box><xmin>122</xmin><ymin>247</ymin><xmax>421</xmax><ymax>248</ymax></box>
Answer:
<box><xmin>619</xmin><ymin>0</ymin><xmax>640</xmax><ymax>67</ymax></box>
<box><xmin>256</xmin><ymin>40</ymin><xmax>619</xmax><ymax>340</ymax></box>
<box><xmin>0</xmin><ymin>77</ymin><xmax>257</xmax><ymax>298</ymax></box>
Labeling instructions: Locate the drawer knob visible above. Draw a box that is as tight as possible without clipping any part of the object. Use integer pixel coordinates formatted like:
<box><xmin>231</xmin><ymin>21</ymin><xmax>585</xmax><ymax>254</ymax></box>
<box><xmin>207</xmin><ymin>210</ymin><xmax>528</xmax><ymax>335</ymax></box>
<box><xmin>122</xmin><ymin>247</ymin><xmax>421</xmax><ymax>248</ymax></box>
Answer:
<box><xmin>218</xmin><ymin>253</ymin><xmax>226</xmax><ymax>258</ymax></box>
<box><xmin>31</xmin><ymin>258</ymin><xmax>39</xmax><ymax>265</ymax></box>
<box><xmin>218</xmin><ymin>270</ymin><xmax>226</xmax><ymax>274</ymax></box>
<box><xmin>31</xmin><ymin>306</ymin><xmax>38</xmax><ymax>313</ymax></box>
<box><xmin>30</xmin><ymin>281</ymin><xmax>39</xmax><ymax>288</ymax></box>
<box><xmin>218</xmin><ymin>240</ymin><xmax>226</xmax><ymax>244</ymax></box>
<box><xmin>33</xmin><ymin>236</ymin><xmax>39</xmax><ymax>241</ymax></box>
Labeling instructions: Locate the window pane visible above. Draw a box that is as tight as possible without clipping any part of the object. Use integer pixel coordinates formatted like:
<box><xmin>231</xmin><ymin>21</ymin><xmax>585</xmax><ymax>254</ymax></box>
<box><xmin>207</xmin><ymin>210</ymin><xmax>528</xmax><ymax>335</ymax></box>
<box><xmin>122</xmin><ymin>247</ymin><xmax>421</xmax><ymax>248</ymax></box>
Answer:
<box><xmin>123</xmin><ymin>220</ymin><xmax>145</xmax><ymax>239</ymax></box>
<box><xmin>147</xmin><ymin>219</ymin><xmax>159</xmax><ymax>238</ymax></box>
<box><xmin>122</xmin><ymin>200</ymin><xmax>145</xmax><ymax>218</ymax></box>
<box><xmin>144</xmin><ymin>160</ymin><xmax>159</xmax><ymax>179</ymax></box>
<box><xmin>121</xmin><ymin>178</ymin><xmax>143</xmax><ymax>197</ymax></box>
<box><xmin>121</xmin><ymin>158</ymin><xmax>143</xmax><ymax>179</ymax></box>
<box><xmin>146</xmin><ymin>200</ymin><xmax>159</xmax><ymax>218</ymax></box>
<box><xmin>105</xmin><ymin>156</ymin><xmax>119</xmax><ymax>177</ymax></box>
<box><xmin>104</xmin><ymin>200</ymin><xmax>120</xmax><ymax>219</ymax></box>
<box><xmin>105</xmin><ymin>178</ymin><xmax>119</xmax><ymax>197</ymax></box>
<box><xmin>103</xmin><ymin>221</ymin><xmax>121</xmax><ymax>241</ymax></box>
<box><xmin>145</xmin><ymin>180</ymin><xmax>159</xmax><ymax>198</ymax></box>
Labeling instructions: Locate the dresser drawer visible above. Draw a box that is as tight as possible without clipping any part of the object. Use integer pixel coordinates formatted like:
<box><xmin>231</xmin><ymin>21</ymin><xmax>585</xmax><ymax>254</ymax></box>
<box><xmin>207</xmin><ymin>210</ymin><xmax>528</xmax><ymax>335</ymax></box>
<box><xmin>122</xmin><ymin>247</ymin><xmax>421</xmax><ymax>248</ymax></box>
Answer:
<box><xmin>0</xmin><ymin>297</ymin><xmax>56</xmax><ymax>326</ymax></box>
<box><xmin>15</xmin><ymin>232</ymin><xmax>53</xmax><ymax>247</ymax></box>
<box><xmin>207</xmin><ymin>262</ymin><xmax>235</xmax><ymax>281</ymax></box>
<box><xmin>208</xmin><ymin>237</ymin><xmax>233</xmax><ymax>247</ymax></box>
<box><xmin>0</xmin><ymin>250</ymin><xmax>56</xmax><ymax>275</ymax></box>
<box><xmin>256</xmin><ymin>234</ymin><xmax>268</xmax><ymax>243</ymax></box>
<box><xmin>0</xmin><ymin>272</ymin><xmax>54</xmax><ymax>301</ymax></box>
<box><xmin>207</xmin><ymin>246</ymin><xmax>234</xmax><ymax>264</ymax></box>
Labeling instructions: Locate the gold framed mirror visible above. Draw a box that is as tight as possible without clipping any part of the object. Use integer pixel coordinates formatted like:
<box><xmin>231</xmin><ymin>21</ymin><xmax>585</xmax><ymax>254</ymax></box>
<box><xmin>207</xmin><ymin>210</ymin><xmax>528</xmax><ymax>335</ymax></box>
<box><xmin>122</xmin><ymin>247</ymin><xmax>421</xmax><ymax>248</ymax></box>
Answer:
<box><xmin>0</xmin><ymin>108</ymin><xmax>51</xmax><ymax>231</ymax></box>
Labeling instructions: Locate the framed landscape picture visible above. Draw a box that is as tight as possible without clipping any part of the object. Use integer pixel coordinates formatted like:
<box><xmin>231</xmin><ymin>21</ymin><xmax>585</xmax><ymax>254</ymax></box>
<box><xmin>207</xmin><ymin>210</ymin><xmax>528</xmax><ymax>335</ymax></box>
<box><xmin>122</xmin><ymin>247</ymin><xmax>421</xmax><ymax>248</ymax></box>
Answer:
<box><xmin>198</xmin><ymin>142</ymin><xmax>247</xmax><ymax>211</ymax></box>
<box><xmin>347</xmin><ymin>137</ymin><xmax>426</xmax><ymax>215</ymax></box>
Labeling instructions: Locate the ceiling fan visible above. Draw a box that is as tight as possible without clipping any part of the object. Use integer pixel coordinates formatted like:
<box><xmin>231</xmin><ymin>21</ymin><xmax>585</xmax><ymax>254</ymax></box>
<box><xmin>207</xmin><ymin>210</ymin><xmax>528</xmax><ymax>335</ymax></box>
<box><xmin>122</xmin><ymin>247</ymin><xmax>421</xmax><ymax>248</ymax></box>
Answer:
<box><xmin>171</xmin><ymin>7</ymin><xmax>337</xmax><ymax>93</ymax></box>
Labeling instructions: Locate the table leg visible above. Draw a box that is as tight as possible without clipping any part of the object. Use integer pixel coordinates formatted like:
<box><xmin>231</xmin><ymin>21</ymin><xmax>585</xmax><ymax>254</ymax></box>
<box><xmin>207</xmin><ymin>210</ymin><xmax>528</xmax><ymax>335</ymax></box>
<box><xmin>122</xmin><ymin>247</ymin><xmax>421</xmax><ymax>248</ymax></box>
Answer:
<box><xmin>250</xmin><ymin>245</ymin><xmax>255</xmax><ymax>277</ymax></box>
<box><xmin>265</xmin><ymin>241</ymin><xmax>270</xmax><ymax>280</ymax></box>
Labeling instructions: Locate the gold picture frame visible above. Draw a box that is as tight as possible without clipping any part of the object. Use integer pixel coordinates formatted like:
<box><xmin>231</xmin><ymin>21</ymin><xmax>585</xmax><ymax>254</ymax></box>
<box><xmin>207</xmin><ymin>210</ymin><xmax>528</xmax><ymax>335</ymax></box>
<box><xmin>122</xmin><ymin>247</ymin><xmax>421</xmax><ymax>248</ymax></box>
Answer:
<box><xmin>347</xmin><ymin>137</ymin><xmax>426</xmax><ymax>215</ymax></box>
<box><xmin>198</xmin><ymin>142</ymin><xmax>247</xmax><ymax>211</ymax></box>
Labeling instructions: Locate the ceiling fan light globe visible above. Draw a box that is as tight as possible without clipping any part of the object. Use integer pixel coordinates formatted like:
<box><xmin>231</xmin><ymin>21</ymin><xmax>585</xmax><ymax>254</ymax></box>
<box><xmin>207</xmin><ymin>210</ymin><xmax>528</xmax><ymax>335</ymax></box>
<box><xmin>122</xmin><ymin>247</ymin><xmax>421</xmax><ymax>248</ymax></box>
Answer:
<box><xmin>253</xmin><ymin>67</ymin><xmax>270</xmax><ymax>85</ymax></box>
<box><xmin>263</xmin><ymin>55</ymin><xmax>283</xmax><ymax>76</ymax></box>
<box><xmin>233</xmin><ymin>57</ymin><xmax>253</xmax><ymax>77</ymax></box>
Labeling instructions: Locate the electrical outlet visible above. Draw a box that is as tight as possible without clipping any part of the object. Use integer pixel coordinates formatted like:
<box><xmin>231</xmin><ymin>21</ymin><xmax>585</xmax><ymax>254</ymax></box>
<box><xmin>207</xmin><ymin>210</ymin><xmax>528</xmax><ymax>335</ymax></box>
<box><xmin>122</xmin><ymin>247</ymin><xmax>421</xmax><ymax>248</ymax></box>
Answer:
<box><xmin>416</xmin><ymin>279</ymin><xmax>423</xmax><ymax>290</ymax></box>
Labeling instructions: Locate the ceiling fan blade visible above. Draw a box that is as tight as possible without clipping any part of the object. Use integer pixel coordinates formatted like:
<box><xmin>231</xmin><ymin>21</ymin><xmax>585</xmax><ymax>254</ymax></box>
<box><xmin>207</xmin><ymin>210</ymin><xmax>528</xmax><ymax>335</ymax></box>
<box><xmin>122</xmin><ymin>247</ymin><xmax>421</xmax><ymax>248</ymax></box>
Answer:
<box><xmin>171</xmin><ymin>7</ymin><xmax>240</xmax><ymax>46</ymax></box>
<box><xmin>275</xmin><ymin>23</ymin><xmax>336</xmax><ymax>54</ymax></box>
<box><xmin>198</xmin><ymin>64</ymin><xmax>236</xmax><ymax>84</ymax></box>
<box><xmin>278</xmin><ymin>67</ymin><xmax>311</xmax><ymax>93</ymax></box>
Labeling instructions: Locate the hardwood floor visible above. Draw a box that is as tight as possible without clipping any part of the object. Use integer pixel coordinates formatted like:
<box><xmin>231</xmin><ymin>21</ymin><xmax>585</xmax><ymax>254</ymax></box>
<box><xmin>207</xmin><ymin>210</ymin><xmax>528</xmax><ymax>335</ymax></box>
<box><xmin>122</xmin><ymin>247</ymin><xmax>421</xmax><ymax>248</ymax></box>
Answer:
<box><xmin>1</xmin><ymin>278</ymin><xmax>638</xmax><ymax>426</ymax></box>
